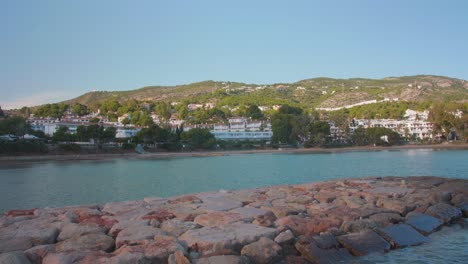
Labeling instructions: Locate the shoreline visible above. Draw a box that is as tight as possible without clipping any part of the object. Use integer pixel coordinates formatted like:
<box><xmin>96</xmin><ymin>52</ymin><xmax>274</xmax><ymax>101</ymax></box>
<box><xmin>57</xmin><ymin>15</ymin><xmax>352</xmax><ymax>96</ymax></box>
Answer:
<box><xmin>1</xmin><ymin>143</ymin><xmax>467</xmax><ymax>164</ymax></box>
<box><xmin>0</xmin><ymin>176</ymin><xmax>466</xmax><ymax>263</ymax></box>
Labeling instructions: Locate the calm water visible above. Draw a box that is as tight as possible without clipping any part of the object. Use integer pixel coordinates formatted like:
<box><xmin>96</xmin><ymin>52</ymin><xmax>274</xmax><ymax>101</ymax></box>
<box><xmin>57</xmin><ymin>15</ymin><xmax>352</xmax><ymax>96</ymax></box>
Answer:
<box><xmin>0</xmin><ymin>149</ymin><xmax>467</xmax><ymax>212</ymax></box>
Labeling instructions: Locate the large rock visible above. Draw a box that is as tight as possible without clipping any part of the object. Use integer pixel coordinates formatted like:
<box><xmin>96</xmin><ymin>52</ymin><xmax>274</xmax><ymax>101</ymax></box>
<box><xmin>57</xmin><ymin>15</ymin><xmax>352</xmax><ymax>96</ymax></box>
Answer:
<box><xmin>377</xmin><ymin>224</ymin><xmax>429</xmax><ymax>248</ymax></box>
<box><xmin>295</xmin><ymin>238</ymin><xmax>353</xmax><ymax>264</ymax></box>
<box><xmin>55</xmin><ymin>233</ymin><xmax>115</xmax><ymax>252</ymax></box>
<box><xmin>314</xmin><ymin>190</ymin><xmax>337</xmax><ymax>203</ymax></box>
<box><xmin>161</xmin><ymin>219</ymin><xmax>199</xmax><ymax>237</ymax></box>
<box><xmin>0</xmin><ymin>252</ymin><xmax>32</xmax><ymax>264</ymax></box>
<box><xmin>369</xmin><ymin>213</ymin><xmax>404</xmax><ymax>227</ymax></box>
<box><xmin>311</xmin><ymin>233</ymin><xmax>340</xmax><ymax>250</ymax></box>
<box><xmin>113</xmin><ymin>236</ymin><xmax>186</xmax><ymax>264</ymax></box>
<box><xmin>179</xmin><ymin>223</ymin><xmax>277</xmax><ymax>256</ymax></box>
<box><xmin>24</xmin><ymin>244</ymin><xmax>55</xmax><ymax>264</ymax></box>
<box><xmin>194</xmin><ymin>255</ymin><xmax>243</xmax><ymax>264</ymax></box>
<box><xmin>340</xmin><ymin>219</ymin><xmax>377</xmax><ymax>233</ymax></box>
<box><xmin>115</xmin><ymin>224</ymin><xmax>166</xmax><ymax>248</ymax></box>
<box><xmin>199</xmin><ymin>197</ymin><xmax>243</xmax><ymax>212</ymax></box>
<box><xmin>337</xmin><ymin>230</ymin><xmax>390</xmax><ymax>256</ymax></box>
<box><xmin>57</xmin><ymin>223</ymin><xmax>106</xmax><ymax>241</ymax></box>
<box><xmin>194</xmin><ymin>211</ymin><xmax>246</xmax><ymax>227</ymax></box>
<box><xmin>425</xmin><ymin>203</ymin><xmax>462</xmax><ymax>224</ymax></box>
<box><xmin>405</xmin><ymin>212</ymin><xmax>443</xmax><ymax>235</ymax></box>
<box><xmin>168</xmin><ymin>251</ymin><xmax>190</xmax><ymax>264</ymax></box>
<box><xmin>229</xmin><ymin>207</ymin><xmax>269</xmax><ymax>219</ymax></box>
<box><xmin>274</xmin><ymin>230</ymin><xmax>295</xmax><ymax>245</ymax></box>
<box><xmin>241</xmin><ymin>237</ymin><xmax>282</xmax><ymax>264</ymax></box>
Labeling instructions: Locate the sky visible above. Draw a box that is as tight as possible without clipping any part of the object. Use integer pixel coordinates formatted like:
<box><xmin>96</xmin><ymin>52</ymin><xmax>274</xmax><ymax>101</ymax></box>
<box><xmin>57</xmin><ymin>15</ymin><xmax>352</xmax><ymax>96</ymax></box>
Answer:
<box><xmin>1</xmin><ymin>0</ymin><xmax>468</xmax><ymax>109</ymax></box>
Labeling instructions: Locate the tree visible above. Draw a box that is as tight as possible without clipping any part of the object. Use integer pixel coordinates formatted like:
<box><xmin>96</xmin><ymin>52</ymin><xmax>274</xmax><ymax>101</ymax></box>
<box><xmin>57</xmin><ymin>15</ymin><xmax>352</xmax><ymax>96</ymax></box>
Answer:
<box><xmin>0</xmin><ymin>116</ymin><xmax>31</xmax><ymax>137</ymax></box>
<box><xmin>72</xmin><ymin>103</ymin><xmax>88</xmax><ymax>116</ymax></box>
<box><xmin>52</xmin><ymin>126</ymin><xmax>72</xmax><ymax>142</ymax></box>
<box><xmin>180</xmin><ymin>128</ymin><xmax>215</xmax><ymax>149</ymax></box>
<box><xmin>246</xmin><ymin>105</ymin><xmax>263</xmax><ymax>119</ymax></box>
<box><xmin>0</xmin><ymin>106</ymin><xmax>4</xmax><ymax>118</ymax></box>
<box><xmin>135</xmin><ymin>124</ymin><xmax>170</xmax><ymax>144</ymax></box>
<box><xmin>155</xmin><ymin>102</ymin><xmax>172</xmax><ymax>123</ymax></box>
<box><xmin>305</xmin><ymin>121</ymin><xmax>330</xmax><ymax>147</ymax></box>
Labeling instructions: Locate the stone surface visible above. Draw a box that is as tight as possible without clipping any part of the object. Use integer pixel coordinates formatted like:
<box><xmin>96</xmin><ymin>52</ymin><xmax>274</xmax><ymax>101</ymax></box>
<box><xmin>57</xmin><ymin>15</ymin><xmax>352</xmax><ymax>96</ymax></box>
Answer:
<box><xmin>179</xmin><ymin>223</ymin><xmax>277</xmax><ymax>256</ymax></box>
<box><xmin>341</xmin><ymin>219</ymin><xmax>377</xmax><ymax>233</ymax></box>
<box><xmin>425</xmin><ymin>203</ymin><xmax>462</xmax><ymax>224</ymax></box>
<box><xmin>295</xmin><ymin>238</ymin><xmax>353</xmax><ymax>264</ymax></box>
<box><xmin>369</xmin><ymin>212</ymin><xmax>404</xmax><ymax>227</ymax></box>
<box><xmin>0</xmin><ymin>252</ymin><xmax>32</xmax><ymax>264</ymax></box>
<box><xmin>406</xmin><ymin>212</ymin><xmax>443</xmax><ymax>235</ymax></box>
<box><xmin>337</xmin><ymin>229</ymin><xmax>390</xmax><ymax>256</ymax></box>
<box><xmin>24</xmin><ymin>244</ymin><xmax>55</xmax><ymax>264</ymax></box>
<box><xmin>311</xmin><ymin>233</ymin><xmax>340</xmax><ymax>250</ymax></box>
<box><xmin>194</xmin><ymin>255</ymin><xmax>243</xmax><ymax>264</ymax></box>
<box><xmin>378</xmin><ymin>224</ymin><xmax>429</xmax><ymax>248</ymax></box>
<box><xmin>241</xmin><ymin>237</ymin><xmax>282</xmax><ymax>264</ymax></box>
<box><xmin>194</xmin><ymin>211</ymin><xmax>245</xmax><ymax>227</ymax></box>
<box><xmin>55</xmin><ymin>233</ymin><xmax>115</xmax><ymax>252</ymax></box>
<box><xmin>161</xmin><ymin>219</ymin><xmax>199</xmax><ymax>237</ymax></box>
<box><xmin>115</xmin><ymin>224</ymin><xmax>166</xmax><ymax>248</ymax></box>
<box><xmin>168</xmin><ymin>251</ymin><xmax>190</xmax><ymax>264</ymax></box>
<box><xmin>274</xmin><ymin>230</ymin><xmax>295</xmax><ymax>245</ymax></box>
<box><xmin>57</xmin><ymin>223</ymin><xmax>106</xmax><ymax>241</ymax></box>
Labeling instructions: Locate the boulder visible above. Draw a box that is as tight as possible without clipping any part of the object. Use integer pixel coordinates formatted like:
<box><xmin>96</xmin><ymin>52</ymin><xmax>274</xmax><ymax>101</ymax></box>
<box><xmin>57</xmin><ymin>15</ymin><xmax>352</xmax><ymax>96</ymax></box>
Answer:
<box><xmin>337</xmin><ymin>229</ymin><xmax>390</xmax><ymax>256</ymax></box>
<box><xmin>179</xmin><ymin>223</ymin><xmax>277</xmax><ymax>256</ymax></box>
<box><xmin>274</xmin><ymin>230</ymin><xmax>295</xmax><ymax>245</ymax></box>
<box><xmin>199</xmin><ymin>197</ymin><xmax>243</xmax><ymax>212</ymax></box>
<box><xmin>194</xmin><ymin>211</ymin><xmax>246</xmax><ymax>227</ymax></box>
<box><xmin>405</xmin><ymin>212</ymin><xmax>443</xmax><ymax>235</ymax></box>
<box><xmin>369</xmin><ymin>213</ymin><xmax>404</xmax><ymax>227</ymax></box>
<box><xmin>0</xmin><ymin>237</ymin><xmax>33</xmax><ymax>253</ymax></box>
<box><xmin>253</xmin><ymin>211</ymin><xmax>277</xmax><ymax>227</ymax></box>
<box><xmin>341</xmin><ymin>219</ymin><xmax>377</xmax><ymax>233</ymax></box>
<box><xmin>115</xmin><ymin>224</ymin><xmax>166</xmax><ymax>248</ymax></box>
<box><xmin>55</xmin><ymin>233</ymin><xmax>115</xmax><ymax>252</ymax></box>
<box><xmin>24</xmin><ymin>244</ymin><xmax>55</xmax><ymax>264</ymax></box>
<box><xmin>57</xmin><ymin>223</ymin><xmax>106</xmax><ymax>241</ymax></box>
<box><xmin>161</xmin><ymin>219</ymin><xmax>199</xmax><ymax>237</ymax></box>
<box><xmin>314</xmin><ymin>190</ymin><xmax>337</xmax><ymax>203</ymax></box>
<box><xmin>311</xmin><ymin>233</ymin><xmax>340</xmax><ymax>250</ymax></box>
<box><xmin>295</xmin><ymin>238</ymin><xmax>353</xmax><ymax>264</ymax></box>
<box><xmin>229</xmin><ymin>207</ymin><xmax>269</xmax><ymax>219</ymax></box>
<box><xmin>377</xmin><ymin>224</ymin><xmax>429</xmax><ymax>248</ymax></box>
<box><xmin>0</xmin><ymin>252</ymin><xmax>32</xmax><ymax>264</ymax></box>
<box><xmin>241</xmin><ymin>237</ymin><xmax>282</xmax><ymax>264</ymax></box>
<box><xmin>168</xmin><ymin>251</ymin><xmax>190</xmax><ymax>264</ymax></box>
<box><xmin>194</xmin><ymin>255</ymin><xmax>243</xmax><ymax>264</ymax></box>
<box><xmin>0</xmin><ymin>219</ymin><xmax>59</xmax><ymax>253</ymax></box>
<box><xmin>425</xmin><ymin>203</ymin><xmax>462</xmax><ymax>224</ymax></box>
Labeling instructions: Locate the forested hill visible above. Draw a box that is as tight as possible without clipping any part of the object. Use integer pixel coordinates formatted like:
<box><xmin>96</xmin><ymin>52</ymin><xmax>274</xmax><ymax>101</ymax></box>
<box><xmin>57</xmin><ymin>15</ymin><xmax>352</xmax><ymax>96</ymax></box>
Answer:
<box><xmin>63</xmin><ymin>75</ymin><xmax>468</xmax><ymax>109</ymax></box>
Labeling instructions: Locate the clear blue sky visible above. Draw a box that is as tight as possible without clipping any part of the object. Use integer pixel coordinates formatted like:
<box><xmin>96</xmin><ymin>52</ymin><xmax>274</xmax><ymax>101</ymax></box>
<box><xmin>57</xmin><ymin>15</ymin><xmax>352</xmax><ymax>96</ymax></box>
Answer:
<box><xmin>1</xmin><ymin>0</ymin><xmax>468</xmax><ymax>109</ymax></box>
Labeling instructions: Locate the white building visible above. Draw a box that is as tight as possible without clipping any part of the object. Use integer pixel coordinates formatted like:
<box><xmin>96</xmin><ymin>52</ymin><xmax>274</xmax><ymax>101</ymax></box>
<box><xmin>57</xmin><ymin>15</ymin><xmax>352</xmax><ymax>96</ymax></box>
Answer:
<box><xmin>210</xmin><ymin>118</ymin><xmax>272</xmax><ymax>141</ymax></box>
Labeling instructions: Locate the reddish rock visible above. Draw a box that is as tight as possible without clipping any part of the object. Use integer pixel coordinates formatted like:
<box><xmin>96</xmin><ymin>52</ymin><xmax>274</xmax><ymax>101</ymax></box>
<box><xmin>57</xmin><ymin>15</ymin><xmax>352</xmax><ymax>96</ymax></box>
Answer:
<box><xmin>194</xmin><ymin>211</ymin><xmax>245</xmax><ymax>227</ymax></box>
<box><xmin>141</xmin><ymin>208</ymin><xmax>176</xmax><ymax>222</ymax></box>
<box><xmin>337</xmin><ymin>230</ymin><xmax>390</xmax><ymax>256</ymax></box>
<box><xmin>161</xmin><ymin>219</ymin><xmax>199</xmax><ymax>237</ymax></box>
<box><xmin>115</xmin><ymin>224</ymin><xmax>166</xmax><ymax>248</ymax></box>
<box><xmin>241</xmin><ymin>237</ymin><xmax>282</xmax><ymax>264</ymax></box>
<box><xmin>253</xmin><ymin>210</ymin><xmax>277</xmax><ymax>227</ymax></box>
<box><xmin>4</xmin><ymin>208</ymin><xmax>37</xmax><ymax>217</ymax></box>
<box><xmin>341</xmin><ymin>219</ymin><xmax>377</xmax><ymax>233</ymax></box>
<box><xmin>113</xmin><ymin>236</ymin><xmax>186</xmax><ymax>263</ymax></box>
<box><xmin>194</xmin><ymin>255</ymin><xmax>243</xmax><ymax>264</ymax></box>
<box><xmin>315</xmin><ymin>190</ymin><xmax>337</xmax><ymax>203</ymax></box>
<box><xmin>275</xmin><ymin>215</ymin><xmax>309</xmax><ymax>236</ymax></box>
<box><xmin>376</xmin><ymin>198</ymin><xmax>415</xmax><ymax>215</ymax></box>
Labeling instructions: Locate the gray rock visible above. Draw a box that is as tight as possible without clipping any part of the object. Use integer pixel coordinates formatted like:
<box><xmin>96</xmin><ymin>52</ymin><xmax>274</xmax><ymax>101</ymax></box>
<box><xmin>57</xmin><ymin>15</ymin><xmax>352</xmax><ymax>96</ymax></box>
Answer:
<box><xmin>179</xmin><ymin>223</ymin><xmax>277</xmax><ymax>256</ymax></box>
<box><xmin>311</xmin><ymin>233</ymin><xmax>340</xmax><ymax>249</ymax></box>
<box><xmin>274</xmin><ymin>230</ymin><xmax>295</xmax><ymax>245</ymax></box>
<box><xmin>168</xmin><ymin>251</ymin><xmax>190</xmax><ymax>264</ymax></box>
<box><xmin>0</xmin><ymin>238</ymin><xmax>33</xmax><ymax>253</ymax></box>
<box><xmin>369</xmin><ymin>213</ymin><xmax>404</xmax><ymax>227</ymax></box>
<box><xmin>199</xmin><ymin>197</ymin><xmax>243</xmax><ymax>211</ymax></box>
<box><xmin>161</xmin><ymin>219</ymin><xmax>199</xmax><ymax>237</ymax></box>
<box><xmin>24</xmin><ymin>244</ymin><xmax>55</xmax><ymax>264</ymax></box>
<box><xmin>55</xmin><ymin>233</ymin><xmax>115</xmax><ymax>252</ymax></box>
<box><xmin>337</xmin><ymin>229</ymin><xmax>390</xmax><ymax>256</ymax></box>
<box><xmin>406</xmin><ymin>212</ymin><xmax>443</xmax><ymax>235</ymax></box>
<box><xmin>425</xmin><ymin>203</ymin><xmax>463</xmax><ymax>224</ymax></box>
<box><xmin>241</xmin><ymin>237</ymin><xmax>282</xmax><ymax>264</ymax></box>
<box><xmin>341</xmin><ymin>219</ymin><xmax>377</xmax><ymax>233</ymax></box>
<box><xmin>229</xmin><ymin>207</ymin><xmax>269</xmax><ymax>219</ymax></box>
<box><xmin>378</xmin><ymin>224</ymin><xmax>429</xmax><ymax>248</ymax></box>
<box><xmin>115</xmin><ymin>224</ymin><xmax>166</xmax><ymax>248</ymax></box>
<box><xmin>0</xmin><ymin>252</ymin><xmax>32</xmax><ymax>264</ymax></box>
<box><xmin>57</xmin><ymin>223</ymin><xmax>106</xmax><ymax>241</ymax></box>
<box><xmin>0</xmin><ymin>219</ymin><xmax>59</xmax><ymax>253</ymax></box>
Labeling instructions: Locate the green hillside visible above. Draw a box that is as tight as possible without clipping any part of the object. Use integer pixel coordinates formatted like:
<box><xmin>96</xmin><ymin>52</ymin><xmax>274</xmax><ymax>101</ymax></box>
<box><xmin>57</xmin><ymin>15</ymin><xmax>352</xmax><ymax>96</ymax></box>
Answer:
<box><xmin>63</xmin><ymin>75</ymin><xmax>468</xmax><ymax>109</ymax></box>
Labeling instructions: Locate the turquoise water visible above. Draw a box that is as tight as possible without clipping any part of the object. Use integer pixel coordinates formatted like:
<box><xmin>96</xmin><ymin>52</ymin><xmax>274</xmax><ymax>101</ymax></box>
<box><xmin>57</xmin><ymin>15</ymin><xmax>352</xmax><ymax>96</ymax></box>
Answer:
<box><xmin>0</xmin><ymin>149</ymin><xmax>467</xmax><ymax>212</ymax></box>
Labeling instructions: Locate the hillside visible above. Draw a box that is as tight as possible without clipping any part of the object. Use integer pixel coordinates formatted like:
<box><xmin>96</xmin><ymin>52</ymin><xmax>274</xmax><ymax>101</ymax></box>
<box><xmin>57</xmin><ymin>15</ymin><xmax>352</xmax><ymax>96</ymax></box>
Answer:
<box><xmin>63</xmin><ymin>75</ymin><xmax>468</xmax><ymax>109</ymax></box>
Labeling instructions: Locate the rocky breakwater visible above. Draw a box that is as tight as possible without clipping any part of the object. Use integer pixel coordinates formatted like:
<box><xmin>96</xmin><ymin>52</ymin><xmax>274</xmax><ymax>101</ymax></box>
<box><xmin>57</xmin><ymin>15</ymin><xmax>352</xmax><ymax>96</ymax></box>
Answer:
<box><xmin>1</xmin><ymin>176</ymin><xmax>467</xmax><ymax>264</ymax></box>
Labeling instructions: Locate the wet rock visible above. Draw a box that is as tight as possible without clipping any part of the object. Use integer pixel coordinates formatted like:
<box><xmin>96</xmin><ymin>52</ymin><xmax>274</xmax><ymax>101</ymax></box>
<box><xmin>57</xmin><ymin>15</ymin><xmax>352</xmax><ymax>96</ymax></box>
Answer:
<box><xmin>369</xmin><ymin>213</ymin><xmax>404</xmax><ymax>227</ymax></box>
<box><xmin>377</xmin><ymin>224</ymin><xmax>429</xmax><ymax>248</ymax></box>
<box><xmin>24</xmin><ymin>244</ymin><xmax>55</xmax><ymax>264</ymax></box>
<box><xmin>57</xmin><ymin>223</ymin><xmax>106</xmax><ymax>241</ymax></box>
<box><xmin>194</xmin><ymin>255</ymin><xmax>243</xmax><ymax>264</ymax></box>
<box><xmin>341</xmin><ymin>219</ymin><xmax>377</xmax><ymax>233</ymax></box>
<box><xmin>405</xmin><ymin>212</ymin><xmax>443</xmax><ymax>235</ymax></box>
<box><xmin>0</xmin><ymin>252</ymin><xmax>32</xmax><ymax>264</ymax></box>
<box><xmin>241</xmin><ymin>237</ymin><xmax>282</xmax><ymax>264</ymax></box>
<box><xmin>161</xmin><ymin>219</ymin><xmax>199</xmax><ymax>237</ymax></box>
<box><xmin>55</xmin><ymin>233</ymin><xmax>115</xmax><ymax>252</ymax></box>
<box><xmin>179</xmin><ymin>223</ymin><xmax>277</xmax><ymax>256</ymax></box>
<box><xmin>168</xmin><ymin>251</ymin><xmax>190</xmax><ymax>264</ymax></box>
<box><xmin>194</xmin><ymin>211</ymin><xmax>246</xmax><ymax>227</ymax></box>
<box><xmin>115</xmin><ymin>224</ymin><xmax>166</xmax><ymax>248</ymax></box>
<box><xmin>425</xmin><ymin>203</ymin><xmax>463</xmax><ymax>224</ymax></box>
<box><xmin>295</xmin><ymin>237</ymin><xmax>353</xmax><ymax>264</ymax></box>
<box><xmin>337</xmin><ymin>229</ymin><xmax>390</xmax><ymax>256</ymax></box>
<box><xmin>311</xmin><ymin>233</ymin><xmax>340</xmax><ymax>249</ymax></box>
<box><xmin>253</xmin><ymin>210</ymin><xmax>277</xmax><ymax>227</ymax></box>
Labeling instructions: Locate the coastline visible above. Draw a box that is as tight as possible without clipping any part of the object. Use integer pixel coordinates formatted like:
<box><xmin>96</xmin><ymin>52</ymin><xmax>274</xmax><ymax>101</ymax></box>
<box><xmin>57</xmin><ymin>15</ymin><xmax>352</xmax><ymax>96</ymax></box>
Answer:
<box><xmin>0</xmin><ymin>176</ymin><xmax>466</xmax><ymax>263</ymax></box>
<box><xmin>1</xmin><ymin>143</ymin><xmax>467</xmax><ymax>164</ymax></box>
